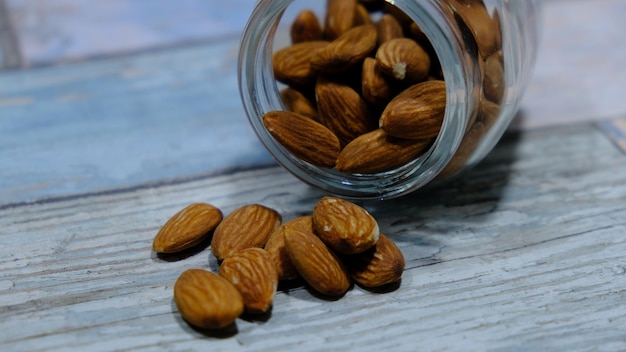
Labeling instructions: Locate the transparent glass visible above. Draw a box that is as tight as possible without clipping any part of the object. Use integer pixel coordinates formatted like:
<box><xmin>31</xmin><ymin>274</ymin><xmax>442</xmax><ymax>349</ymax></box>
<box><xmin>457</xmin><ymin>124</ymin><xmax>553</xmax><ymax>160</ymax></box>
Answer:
<box><xmin>239</xmin><ymin>0</ymin><xmax>541</xmax><ymax>200</ymax></box>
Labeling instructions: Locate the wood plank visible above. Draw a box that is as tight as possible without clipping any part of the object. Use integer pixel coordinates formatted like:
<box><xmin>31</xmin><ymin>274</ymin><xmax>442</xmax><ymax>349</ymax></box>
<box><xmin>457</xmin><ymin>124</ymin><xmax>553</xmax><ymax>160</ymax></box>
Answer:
<box><xmin>1</xmin><ymin>123</ymin><xmax>625</xmax><ymax>351</ymax></box>
<box><xmin>0</xmin><ymin>39</ymin><xmax>275</xmax><ymax>206</ymax></box>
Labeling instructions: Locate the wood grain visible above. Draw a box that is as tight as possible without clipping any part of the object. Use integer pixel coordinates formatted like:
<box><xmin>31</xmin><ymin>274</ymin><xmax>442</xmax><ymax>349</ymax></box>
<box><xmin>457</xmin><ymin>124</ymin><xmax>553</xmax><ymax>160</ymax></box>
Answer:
<box><xmin>1</xmin><ymin>124</ymin><xmax>625</xmax><ymax>351</ymax></box>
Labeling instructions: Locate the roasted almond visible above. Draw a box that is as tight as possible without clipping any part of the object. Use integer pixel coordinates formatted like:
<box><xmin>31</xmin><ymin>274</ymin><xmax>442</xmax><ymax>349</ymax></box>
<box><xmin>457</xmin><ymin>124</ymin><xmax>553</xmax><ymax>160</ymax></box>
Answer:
<box><xmin>219</xmin><ymin>248</ymin><xmax>278</xmax><ymax>314</ymax></box>
<box><xmin>376</xmin><ymin>37</ymin><xmax>431</xmax><ymax>83</ymax></box>
<box><xmin>273</xmin><ymin>41</ymin><xmax>329</xmax><ymax>87</ymax></box>
<box><xmin>376</xmin><ymin>14</ymin><xmax>404</xmax><ymax>46</ymax></box>
<box><xmin>312</xmin><ymin>196</ymin><xmax>379</xmax><ymax>255</ymax></box>
<box><xmin>316</xmin><ymin>76</ymin><xmax>377</xmax><ymax>146</ymax></box>
<box><xmin>153</xmin><ymin>203</ymin><xmax>222</xmax><ymax>254</ymax></box>
<box><xmin>264</xmin><ymin>216</ymin><xmax>313</xmax><ymax>281</ymax></box>
<box><xmin>311</xmin><ymin>25</ymin><xmax>377</xmax><ymax>73</ymax></box>
<box><xmin>263</xmin><ymin>110</ymin><xmax>341</xmax><ymax>168</ymax></box>
<box><xmin>324</xmin><ymin>0</ymin><xmax>357</xmax><ymax>40</ymax></box>
<box><xmin>362</xmin><ymin>57</ymin><xmax>394</xmax><ymax>108</ymax></box>
<box><xmin>344</xmin><ymin>233</ymin><xmax>405</xmax><ymax>288</ymax></box>
<box><xmin>482</xmin><ymin>50</ymin><xmax>505</xmax><ymax>103</ymax></box>
<box><xmin>284</xmin><ymin>222</ymin><xmax>351</xmax><ymax>297</ymax></box>
<box><xmin>211</xmin><ymin>204</ymin><xmax>281</xmax><ymax>260</ymax></box>
<box><xmin>280</xmin><ymin>88</ymin><xmax>319</xmax><ymax>121</ymax></box>
<box><xmin>290</xmin><ymin>9</ymin><xmax>323</xmax><ymax>44</ymax></box>
<box><xmin>449</xmin><ymin>0</ymin><xmax>501</xmax><ymax>58</ymax></box>
<box><xmin>379</xmin><ymin>80</ymin><xmax>446</xmax><ymax>140</ymax></box>
<box><xmin>335</xmin><ymin>128</ymin><xmax>432</xmax><ymax>174</ymax></box>
<box><xmin>173</xmin><ymin>269</ymin><xmax>244</xmax><ymax>330</ymax></box>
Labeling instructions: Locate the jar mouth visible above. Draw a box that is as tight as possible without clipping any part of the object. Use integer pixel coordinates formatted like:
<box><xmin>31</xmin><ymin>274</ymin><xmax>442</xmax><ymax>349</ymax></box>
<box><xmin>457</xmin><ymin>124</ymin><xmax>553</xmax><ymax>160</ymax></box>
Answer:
<box><xmin>239</xmin><ymin>0</ymin><xmax>472</xmax><ymax>199</ymax></box>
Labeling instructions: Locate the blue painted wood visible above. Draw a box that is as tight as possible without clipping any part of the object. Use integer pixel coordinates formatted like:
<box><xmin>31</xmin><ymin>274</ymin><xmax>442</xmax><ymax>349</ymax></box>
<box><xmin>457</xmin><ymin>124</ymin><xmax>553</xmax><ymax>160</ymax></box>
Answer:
<box><xmin>0</xmin><ymin>39</ymin><xmax>274</xmax><ymax>206</ymax></box>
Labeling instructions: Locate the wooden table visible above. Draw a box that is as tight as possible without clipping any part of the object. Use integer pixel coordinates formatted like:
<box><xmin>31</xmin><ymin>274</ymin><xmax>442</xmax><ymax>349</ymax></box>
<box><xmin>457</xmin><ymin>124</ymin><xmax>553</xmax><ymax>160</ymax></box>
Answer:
<box><xmin>1</xmin><ymin>1</ymin><xmax>625</xmax><ymax>350</ymax></box>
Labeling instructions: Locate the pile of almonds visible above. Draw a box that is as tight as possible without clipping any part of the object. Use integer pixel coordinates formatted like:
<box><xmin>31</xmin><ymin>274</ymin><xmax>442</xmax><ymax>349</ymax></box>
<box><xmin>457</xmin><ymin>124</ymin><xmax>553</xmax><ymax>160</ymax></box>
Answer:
<box><xmin>153</xmin><ymin>196</ymin><xmax>404</xmax><ymax>331</ymax></box>
<box><xmin>263</xmin><ymin>0</ymin><xmax>504</xmax><ymax>178</ymax></box>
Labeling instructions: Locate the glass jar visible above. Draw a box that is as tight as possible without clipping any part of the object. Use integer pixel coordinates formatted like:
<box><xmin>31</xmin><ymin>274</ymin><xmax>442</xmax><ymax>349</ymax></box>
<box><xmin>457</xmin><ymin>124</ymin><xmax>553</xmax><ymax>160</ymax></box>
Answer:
<box><xmin>239</xmin><ymin>0</ymin><xmax>541</xmax><ymax>199</ymax></box>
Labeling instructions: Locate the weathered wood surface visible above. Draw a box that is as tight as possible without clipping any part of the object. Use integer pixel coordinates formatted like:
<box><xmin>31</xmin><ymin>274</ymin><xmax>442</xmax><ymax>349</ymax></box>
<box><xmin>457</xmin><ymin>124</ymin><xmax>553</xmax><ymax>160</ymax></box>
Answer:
<box><xmin>1</xmin><ymin>124</ymin><xmax>625</xmax><ymax>351</ymax></box>
<box><xmin>1</xmin><ymin>0</ymin><xmax>626</xmax><ymax>350</ymax></box>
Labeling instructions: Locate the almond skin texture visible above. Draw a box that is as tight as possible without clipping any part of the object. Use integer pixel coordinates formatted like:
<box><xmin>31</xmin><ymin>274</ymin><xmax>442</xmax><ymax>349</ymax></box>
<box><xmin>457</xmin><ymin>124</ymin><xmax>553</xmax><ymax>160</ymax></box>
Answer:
<box><xmin>380</xmin><ymin>80</ymin><xmax>447</xmax><ymax>140</ymax></box>
<box><xmin>316</xmin><ymin>76</ymin><xmax>377</xmax><ymax>146</ymax></box>
<box><xmin>335</xmin><ymin>129</ymin><xmax>432</xmax><ymax>174</ymax></box>
<box><xmin>312</xmin><ymin>196</ymin><xmax>379</xmax><ymax>255</ymax></box>
<box><xmin>376</xmin><ymin>38</ymin><xmax>431</xmax><ymax>83</ymax></box>
<box><xmin>264</xmin><ymin>216</ymin><xmax>313</xmax><ymax>281</ymax></box>
<box><xmin>219</xmin><ymin>248</ymin><xmax>278</xmax><ymax>314</ymax></box>
<box><xmin>344</xmin><ymin>233</ymin><xmax>405</xmax><ymax>288</ymax></box>
<box><xmin>362</xmin><ymin>57</ymin><xmax>394</xmax><ymax>108</ymax></box>
<box><xmin>273</xmin><ymin>41</ymin><xmax>329</xmax><ymax>87</ymax></box>
<box><xmin>153</xmin><ymin>203</ymin><xmax>223</xmax><ymax>254</ymax></box>
<box><xmin>263</xmin><ymin>110</ymin><xmax>341</xmax><ymax>168</ymax></box>
<box><xmin>211</xmin><ymin>204</ymin><xmax>282</xmax><ymax>261</ymax></box>
<box><xmin>173</xmin><ymin>269</ymin><xmax>244</xmax><ymax>330</ymax></box>
<box><xmin>290</xmin><ymin>9</ymin><xmax>323</xmax><ymax>44</ymax></box>
<box><xmin>283</xmin><ymin>222</ymin><xmax>351</xmax><ymax>297</ymax></box>
<box><xmin>311</xmin><ymin>25</ymin><xmax>377</xmax><ymax>73</ymax></box>
<box><xmin>450</xmin><ymin>0</ymin><xmax>501</xmax><ymax>58</ymax></box>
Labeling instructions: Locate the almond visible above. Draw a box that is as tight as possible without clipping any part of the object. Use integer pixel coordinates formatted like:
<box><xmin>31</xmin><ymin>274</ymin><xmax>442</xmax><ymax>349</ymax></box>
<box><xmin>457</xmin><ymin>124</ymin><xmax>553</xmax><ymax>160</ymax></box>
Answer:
<box><xmin>311</xmin><ymin>25</ymin><xmax>377</xmax><ymax>73</ymax></box>
<box><xmin>211</xmin><ymin>204</ymin><xmax>281</xmax><ymax>260</ymax></box>
<box><xmin>376</xmin><ymin>37</ymin><xmax>431</xmax><ymax>83</ymax></box>
<box><xmin>264</xmin><ymin>216</ymin><xmax>313</xmax><ymax>281</ymax></box>
<box><xmin>336</xmin><ymin>128</ymin><xmax>432</xmax><ymax>174</ymax></box>
<box><xmin>379</xmin><ymin>80</ymin><xmax>446</xmax><ymax>140</ymax></box>
<box><xmin>478</xmin><ymin>95</ymin><xmax>501</xmax><ymax>130</ymax></box>
<box><xmin>312</xmin><ymin>196</ymin><xmax>379</xmax><ymax>254</ymax></box>
<box><xmin>290</xmin><ymin>9</ymin><xmax>323</xmax><ymax>44</ymax></box>
<box><xmin>483</xmin><ymin>50</ymin><xmax>505</xmax><ymax>103</ymax></box>
<box><xmin>324</xmin><ymin>0</ymin><xmax>357</xmax><ymax>40</ymax></box>
<box><xmin>354</xmin><ymin>3</ymin><xmax>373</xmax><ymax>26</ymax></box>
<box><xmin>438</xmin><ymin>120</ymin><xmax>486</xmax><ymax>179</ymax></box>
<box><xmin>280</xmin><ymin>88</ymin><xmax>319</xmax><ymax>121</ymax></box>
<box><xmin>263</xmin><ymin>110</ymin><xmax>341</xmax><ymax>168</ymax></box>
<box><xmin>153</xmin><ymin>203</ymin><xmax>222</xmax><ymax>254</ymax></box>
<box><xmin>362</xmin><ymin>57</ymin><xmax>394</xmax><ymax>108</ymax></box>
<box><xmin>376</xmin><ymin>14</ymin><xmax>404</xmax><ymax>46</ymax></box>
<box><xmin>173</xmin><ymin>269</ymin><xmax>244</xmax><ymax>330</ymax></box>
<box><xmin>219</xmin><ymin>248</ymin><xmax>278</xmax><ymax>314</ymax></box>
<box><xmin>272</xmin><ymin>41</ymin><xmax>329</xmax><ymax>87</ymax></box>
<box><xmin>316</xmin><ymin>76</ymin><xmax>377</xmax><ymax>146</ymax></box>
<box><xmin>449</xmin><ymin>0</ymin><xmax>501</xmax><ymax>58</ymax></box>
<box><xmin>344</xmin><ymin>233</ymin><xmax>405</xmax><ymax>288</ymax></box>
<box><xmin>284</xmin><ymin>222</ymin><xmax>351</xmax><ymax>297</ymax></box>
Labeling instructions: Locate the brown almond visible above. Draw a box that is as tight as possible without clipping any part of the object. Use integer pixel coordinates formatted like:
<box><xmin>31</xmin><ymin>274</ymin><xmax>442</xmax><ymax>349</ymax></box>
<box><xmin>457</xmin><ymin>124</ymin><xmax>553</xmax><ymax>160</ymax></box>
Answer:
<box><xmin>450</xmin><ymin>0</ymin><xmax>501</xmax><ymax>58</ymax></box>
<box><xmin>376</xmin><ymin>37</ymin><xmax>431</xmax><ymax>83</ymax></box>
<box><xmin>438</xmin><ymin>120</ymin><xmax>486</xmax><ymax>179</ymax></box>
<box><xmin>312</xmin><ymin>196</ymin><xmax>379</xmax><ymax>254</ymax></box>
<box><xmin>376</xmin><ymin>14</ymin><xmax>404</xmax><ymax>46</ymax></box>
<box><xmin>483</xmin><ymin>50</ymin><xmax>505</xmax><ymax>103</ymax></box>
<box><xmin>263</xmin><ymin>110</ymin><xmax>341</xmax><ymax>168</ymax></box>
<box><xmin>311</xmin><ymin>25</ymin><xmax>377</xmax><ymax>73</ymax></box>
<box><xmin>284</xmin><ymin>223</ymin><xmax>351</xmax><ymax>297</ymax></box>
<box><xmin>354</xmin><ymin>4</ymin><xmax>373</xmax><ymax>26</ymax></box>
<box><xmin>219</xmin><ymin>248</ymin><xmax>278</xmax><ymax>314</ymax></box>
<box><xmin>324</xmin><ymin>0</ymin><xmax>357</xmax><ymax>40</ymax></box>
<box><xmin>264</xmin><ymin>216</ymin><xmax>313</xmax><ymax>281</ymax></box>
<box><xmin>280</xmin><ymin>88</ymin><xmax>319</xmax><ymax>121</ymax></box>
<box><xmin>344</xmin><ymin>233</ymin><xmax>405</xmax><ymax>288</ymax></box>
<box><xmin>290</xmin><ymin>9</ymin><xmax>323</xmax><ymax>44</ymax></box>
<box><xmin>153</xmin><ymin>203</ymin><xmax>223</xmax><ymax>254</ymax></box>
<box><xmin>173</xmin><ymin>269</ymin><xmax>244</xmax><ymax>330</ymax></box>
<box><xmin>362</xmin><ymin>57</ymin><xmax>394</xmax><ymax>108</ymax></box>
<box><xmin>478</xmin><ymin>95</ymin><xmax>501</xmax><ymax>130</ymax></box>
<box><xmin>211</xmin><ymin>204</ymin><xmax>282</xmax><ymax>260</ymax></box>
<box><xmin>316</xmin><ymin>76</ymin><xmax>377</xmax><ymax>146</ymax></box>
<box><xmin>273</xmin><ymin>41</ymin><xmax>329</xmax><ymax>87</ymax></box>
<box><xmin>379</xmin><ymin>80</ymin><xmax>446</xmax><ymax>140</ymax></box>
<box><xmin>335</xmin><ymin>128</ymin><xmax>432</xmax><ymax>174</ymax></box>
